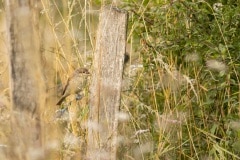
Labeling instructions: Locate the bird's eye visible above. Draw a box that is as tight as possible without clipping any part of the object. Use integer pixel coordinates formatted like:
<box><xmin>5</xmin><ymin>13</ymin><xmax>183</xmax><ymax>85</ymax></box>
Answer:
<box><xmin>84</xmin><ymin>70</ymin><xmax>89</xmax><ymax>74</ymax></box>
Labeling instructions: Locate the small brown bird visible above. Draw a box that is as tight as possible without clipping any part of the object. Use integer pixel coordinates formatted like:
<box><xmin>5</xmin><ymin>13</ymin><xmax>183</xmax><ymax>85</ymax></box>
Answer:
<box><xmin>56</xmin><ymin>68</ymin><xmax>90</xmax><ymax>105</ymax></box>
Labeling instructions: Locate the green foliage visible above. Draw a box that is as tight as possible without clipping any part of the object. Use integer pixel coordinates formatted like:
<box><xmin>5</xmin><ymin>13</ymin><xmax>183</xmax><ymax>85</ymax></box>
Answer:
<box><xmin>121</xmin><ymin>0</ymin><xmax>240</xmax><ymax>159</ymax></box>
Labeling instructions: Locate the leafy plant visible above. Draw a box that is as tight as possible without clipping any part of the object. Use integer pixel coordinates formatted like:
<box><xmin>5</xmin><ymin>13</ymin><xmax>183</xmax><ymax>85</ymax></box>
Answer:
<box><xmin>120</xmin><ymin>0</ymin><xmax>240</xmax><ymax>159</ymax></box>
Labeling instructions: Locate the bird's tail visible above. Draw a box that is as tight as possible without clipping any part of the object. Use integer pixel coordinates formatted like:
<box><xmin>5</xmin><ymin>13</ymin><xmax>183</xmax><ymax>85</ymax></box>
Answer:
<box><xmin>56</xmin><ymin>96</ymin><xmax>66</xmax><ymax>105</ymax></box>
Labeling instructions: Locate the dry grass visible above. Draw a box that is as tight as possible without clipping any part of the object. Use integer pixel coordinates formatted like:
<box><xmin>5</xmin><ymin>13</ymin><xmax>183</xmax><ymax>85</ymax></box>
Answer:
<box><xmin>0</xmin><ymin>0</ymin><xmax>240</xmax><ymax>159</ymax></box>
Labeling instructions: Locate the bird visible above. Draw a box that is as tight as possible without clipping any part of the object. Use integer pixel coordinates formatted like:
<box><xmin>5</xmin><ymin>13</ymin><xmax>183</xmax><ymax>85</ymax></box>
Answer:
<box><xmin>56</xmin><ymin>68</ymin><xmax>90</xmax><ymax>105</ymax></box>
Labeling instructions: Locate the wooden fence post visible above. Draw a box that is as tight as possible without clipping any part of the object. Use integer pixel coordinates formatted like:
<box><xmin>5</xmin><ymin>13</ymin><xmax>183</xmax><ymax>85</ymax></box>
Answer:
<box><xmin>5</xmin><ymin>0</ymin><xmax>45</xmax><ymax>159</ymax></box>
<box><xmin>87</xmin><ymin>6</ymin><xmax>128</xmax><ymax>160</ymax></box>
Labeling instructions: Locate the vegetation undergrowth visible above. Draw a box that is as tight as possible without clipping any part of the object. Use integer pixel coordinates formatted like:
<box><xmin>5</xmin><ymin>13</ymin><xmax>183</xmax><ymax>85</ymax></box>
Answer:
<box><xmin>120</xmin><ymin>0</ymin><xmax>240</xmax><ymax>159</ymax></box>
<box><xmin>0</xmin><ymin>0</ymin><xmax>240</xmax><ymax>159</ymax></box>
